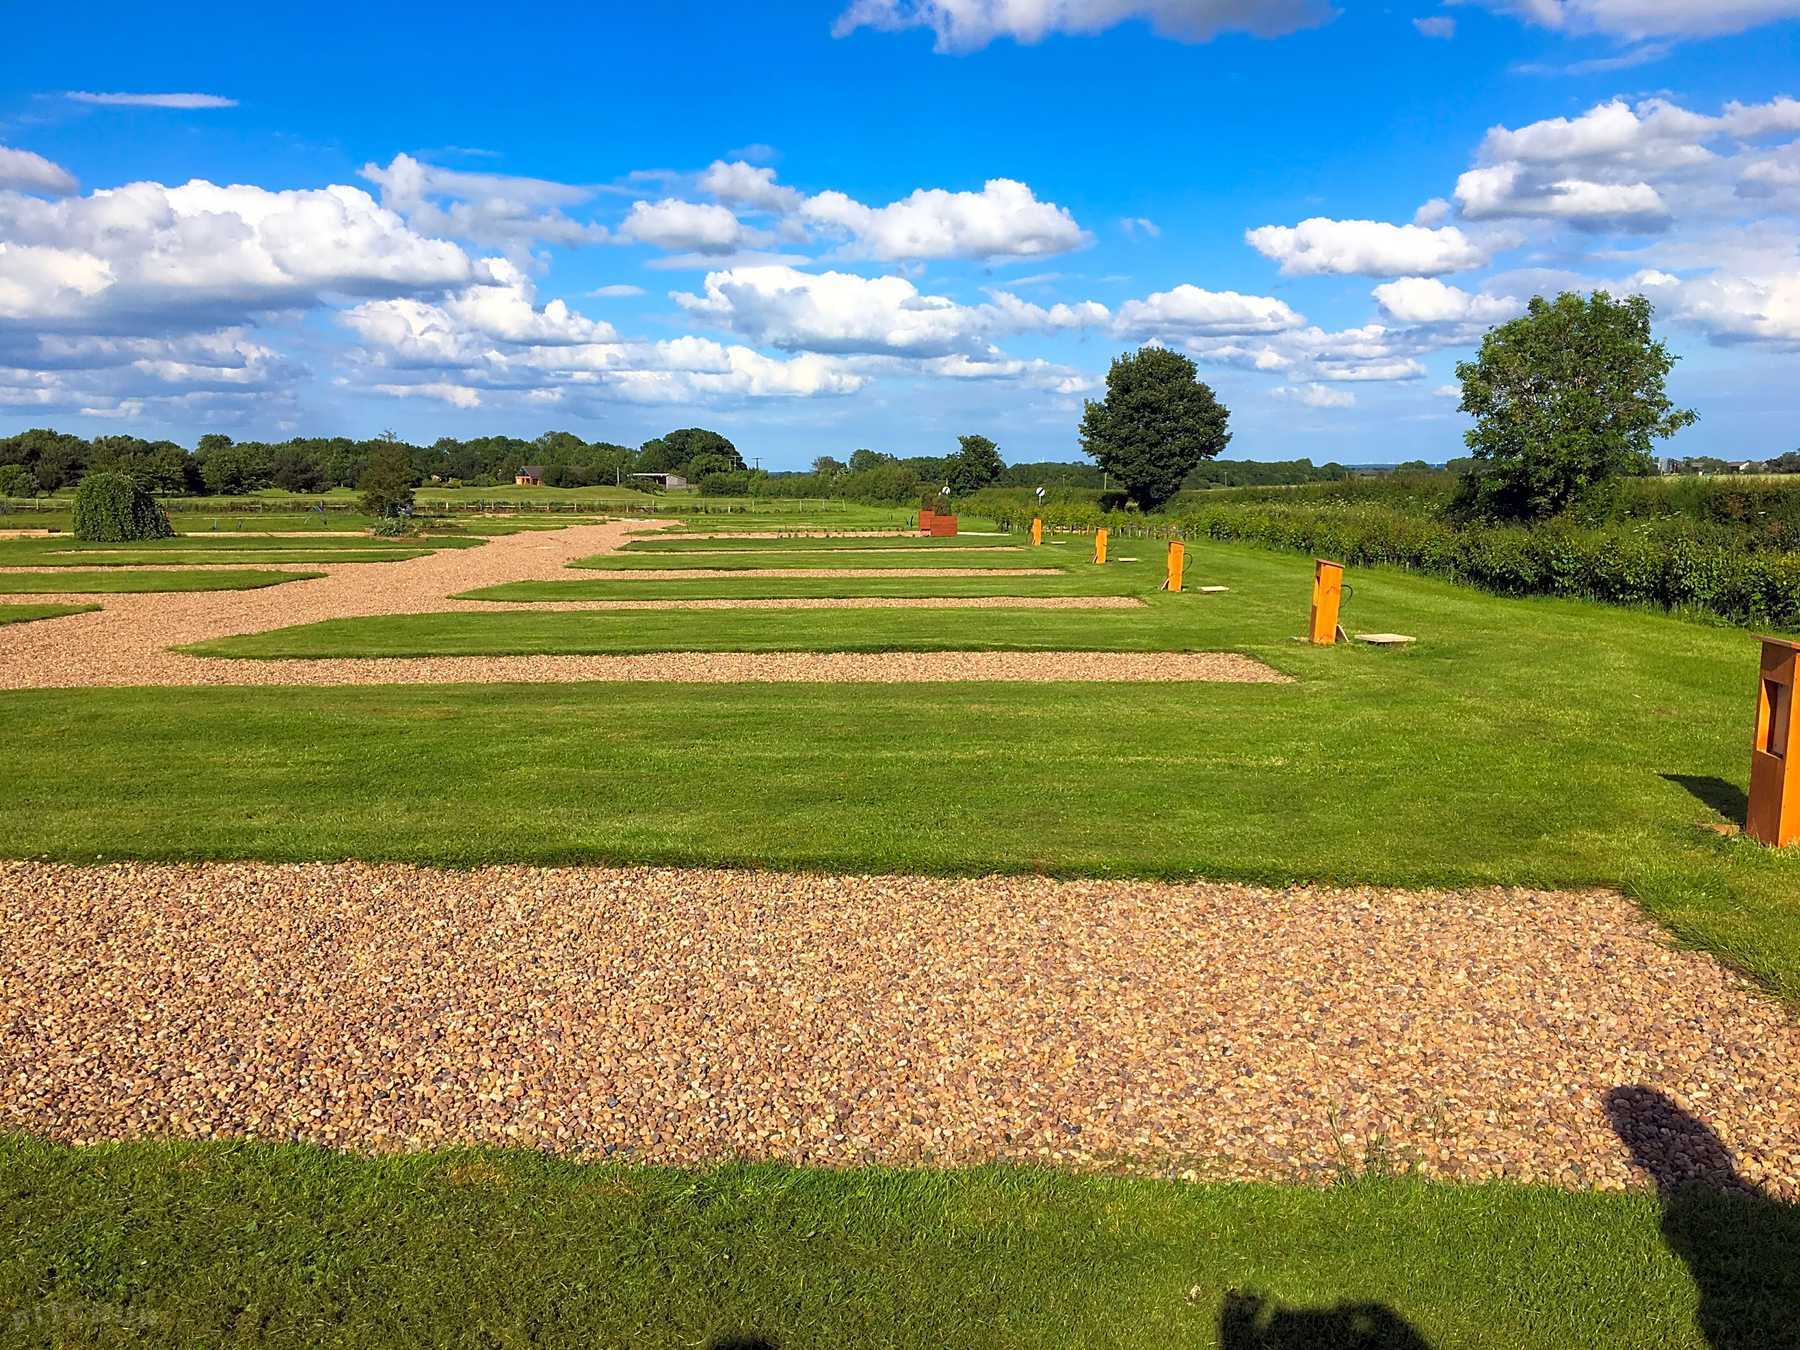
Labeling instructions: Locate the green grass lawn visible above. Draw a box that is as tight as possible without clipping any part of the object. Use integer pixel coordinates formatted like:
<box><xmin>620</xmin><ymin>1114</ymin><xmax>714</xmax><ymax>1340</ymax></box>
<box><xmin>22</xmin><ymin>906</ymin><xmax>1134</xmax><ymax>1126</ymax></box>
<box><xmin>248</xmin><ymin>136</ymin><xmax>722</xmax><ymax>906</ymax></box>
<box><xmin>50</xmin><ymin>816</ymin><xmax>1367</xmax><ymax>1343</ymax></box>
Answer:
<box><xmin>460</xmin><ymin>571</ymin><xmax>1146</xmax><ymax>600</ymax></box>
<box><xmin>182</xmin><ymin>603</ymin><xmax>1213</xmax><ymax>657</ymax></box>
<box><xmin>0</xmin><ymin>533</ymin><xmax>482</xmax><ymax>568</ymax></box>
<box><xmin>0</xmin><ymin>601</ymin><xmax>100</xmax><ymax>626</ymax></box>
<box><xmin>6</xmin><ymin>1136</ymin><xmax>1794</xmax><ymax>1348</ymax></box>
<box><xmin>577</xmin><ymin>546</ymin><xmax>1069</xmax><ymax>570</ymax></box>
<box><xmin>8</xmin><ymin>529</ymin><xmax>1800</xmax><ymax>1343</ymax></box>
<box><xmin>620</xmin><ymin>533</ymin><xmax>1020</xmax><ymax>552</ymax></box>
<box><xmin>9</xmin><ymin>534</ymin><xmax>1799</xmax><ymax>1001</ymax></box>
<box><xmin>0</xmin><ymin>568</ymin><xmax>322</xmax><ymax>594</ymax></box>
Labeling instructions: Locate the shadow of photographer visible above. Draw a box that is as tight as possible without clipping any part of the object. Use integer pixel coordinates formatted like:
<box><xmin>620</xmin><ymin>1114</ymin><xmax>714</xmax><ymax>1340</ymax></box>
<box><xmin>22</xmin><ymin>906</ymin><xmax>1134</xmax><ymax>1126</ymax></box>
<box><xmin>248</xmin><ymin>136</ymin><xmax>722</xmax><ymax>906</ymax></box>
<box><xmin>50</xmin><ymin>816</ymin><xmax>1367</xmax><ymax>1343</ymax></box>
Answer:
<box><xmin>1605</xmin><ymin>1085</ymin><xmax>1800</xmax><ymax>1350</ymax></box>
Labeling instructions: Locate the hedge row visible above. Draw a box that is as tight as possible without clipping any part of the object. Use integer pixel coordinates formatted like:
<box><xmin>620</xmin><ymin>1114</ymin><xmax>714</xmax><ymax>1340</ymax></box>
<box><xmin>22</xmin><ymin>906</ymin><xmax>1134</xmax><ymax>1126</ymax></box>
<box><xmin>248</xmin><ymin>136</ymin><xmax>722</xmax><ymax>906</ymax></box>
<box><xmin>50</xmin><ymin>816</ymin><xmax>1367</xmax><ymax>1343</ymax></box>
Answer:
<box><xmin>1178</xmin><ymin>502</ymin><xmax>1800</xmax><ymax>629</ymax></box>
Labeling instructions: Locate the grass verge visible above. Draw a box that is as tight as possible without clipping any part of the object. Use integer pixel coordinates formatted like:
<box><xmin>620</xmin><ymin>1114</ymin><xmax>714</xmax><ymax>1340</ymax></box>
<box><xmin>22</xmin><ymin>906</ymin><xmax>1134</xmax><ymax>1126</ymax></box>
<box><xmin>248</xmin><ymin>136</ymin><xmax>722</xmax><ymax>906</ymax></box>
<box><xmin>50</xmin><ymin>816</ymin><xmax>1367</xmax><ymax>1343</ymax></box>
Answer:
<box><xmin>8</xmin><ymin>1135</ymin><xmax>1796</xmax><ymax>1348</ymax></box>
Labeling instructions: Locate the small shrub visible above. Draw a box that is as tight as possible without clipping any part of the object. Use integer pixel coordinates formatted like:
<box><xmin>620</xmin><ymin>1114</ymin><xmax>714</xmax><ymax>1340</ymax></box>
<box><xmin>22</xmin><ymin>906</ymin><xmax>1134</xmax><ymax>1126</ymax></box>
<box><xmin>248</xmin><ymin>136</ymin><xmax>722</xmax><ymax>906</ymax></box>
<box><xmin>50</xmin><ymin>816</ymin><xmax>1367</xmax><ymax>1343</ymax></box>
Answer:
<box><xmin>0</xmin><ymin>463</ymin><xmax>40</xmax><ymax>498</ymax></box>
<box><xmin>71</xmin><ymin>471</ymin><xmax>174</xmax><ymax>542</ymax></box>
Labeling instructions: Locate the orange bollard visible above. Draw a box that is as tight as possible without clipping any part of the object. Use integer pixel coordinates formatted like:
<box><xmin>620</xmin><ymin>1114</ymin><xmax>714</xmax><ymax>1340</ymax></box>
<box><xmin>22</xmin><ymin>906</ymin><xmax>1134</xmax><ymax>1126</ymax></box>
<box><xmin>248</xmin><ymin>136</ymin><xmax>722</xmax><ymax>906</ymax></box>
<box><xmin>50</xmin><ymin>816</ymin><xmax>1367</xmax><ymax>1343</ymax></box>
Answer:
<box><xmin>1747</xmin><ymin>636</ymin><xmax>1800</xmax><ymax>846</ymax></box>
<box><xmin>1164</xmin><ymin>539</ymin><xmax>1185</xmax><ymax>592</ymax></box>
<box><xmin>1309</xmin><ymin>558</ymin><xmax>1344</xmax><ymax>645</ymax></box>
<box><xmin>1031</xmin><ymin>516</ymin><xmax>1043</xmax><ymax>546</ymax></box>
<box><xmin>1093</xmin><ymin>528</ymin><xmax>1108</xmax><ymax>565</ymax></box>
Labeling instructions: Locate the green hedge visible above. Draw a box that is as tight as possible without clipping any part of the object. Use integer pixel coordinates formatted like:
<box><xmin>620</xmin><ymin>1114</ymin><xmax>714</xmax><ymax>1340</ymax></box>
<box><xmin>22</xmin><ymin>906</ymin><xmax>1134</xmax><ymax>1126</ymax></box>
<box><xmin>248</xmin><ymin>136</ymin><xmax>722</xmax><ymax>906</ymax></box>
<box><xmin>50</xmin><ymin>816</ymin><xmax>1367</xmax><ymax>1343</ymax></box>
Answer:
<box><xmin>1179</xmin><ymin>501</ymin><xmax>1800</xmax><ymax>629</ymax></box>
<box><xmin>70</xmin><ymin>471</ymin><xmax>174</xmax><ymax>542</ymax></box>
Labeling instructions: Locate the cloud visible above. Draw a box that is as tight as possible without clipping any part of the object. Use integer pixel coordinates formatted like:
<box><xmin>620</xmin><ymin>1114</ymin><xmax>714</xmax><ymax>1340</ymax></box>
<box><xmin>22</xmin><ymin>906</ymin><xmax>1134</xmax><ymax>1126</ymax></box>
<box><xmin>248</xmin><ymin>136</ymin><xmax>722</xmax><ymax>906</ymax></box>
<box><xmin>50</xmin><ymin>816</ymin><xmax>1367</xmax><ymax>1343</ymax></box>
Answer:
<box><xmin>1120</xmin><ymin>215</ymin><xmax>1161</xmax><ymax>237</ymax></box>
<box><xmin>617</xmin><ymin>198</ymin><xmax>766</xmax><ymax>253</ymax></box>
<box><xmin>588</xmin><ymin>283</ymin><xmax>646</xmax><ymax>297</ymax></box>
<box><xmin>831</xmin><ymin>0</ymin><xmax>1337</xmax><ymax>52</ymax></box>
<box><xmin>1474</xmin><ymin>0</ymin><xmax>1800</xmax><ymax>40</ymax></box>
<box><xmin>0</xmin><ymin>179</ymin><xmax>472</xmax><ymax>331</ymax></box>
<box><xmin>66</xmin><ymin>92</ymin><xmax>237</xmax><ymax>109</ymax></box>
<box><xmin>1413</xmin><ymin>15</ymin><xmax>1456</xmax><ymax>36</ymax></box>
<box><xmin>1274</xmin><ymin>382</ymin><xmax>1355</xmax><ymax>407</ymax></box>
<box><xmin>1114</xmin><ymin>283</ymin><xmax>1303</xmax><ymax>337</ymax></box>
<box><xmin>361</xmin><ymin>153</ymin><xmax>606</xmax><ymax>250</ymax></box>
<box><xmin>1634</xmin><ymin>266</ymin><xmax>1800</xmax><ymax>345</ymax></box>
<box><xmin>1454</xmin><ymin>166</ymin><xmax>1669</xmax><ymax>226</ymax></box>
<box><xmin>373</xmin><ymin>380</ymin><xmax>483</xmax><ymax>408</ymax></box>
<box><xmin>802</xmin><ymin>178</ymin><xmax>1089</xmax><ymax>260</ymax></box>
<box><xmin>699</xmin><ymin>159</ymin><xmax>804</xmax><ymax>213</ymax></box>
<box><xmin>1245</xmin><ymin>217</ymin><xmax>1488</xmax><ymax>276</ymax></box>
<box><xmin>0</xmin><ymin>145</ymin><xmax>76</xmax><ymax>196</ymax></box>
<box><xmin>673</xmin><ymin>264</ymin><xmax>1105</xmax><ymax>356</ymax></box>
<box><xmin>1185</xmin><ymin>323</ymin><xmax>1432</xmax><ymax>383</ymax></box>
<box><xmin>1512</xmin><ymin>40</ymin><xmax>1670</xmax><ymax>75</ymax></box>
<box><xmin>1450</xmin><ymin>96</ymin><xmax>1800</xmax><ymax>229</ymax></box>
<box><xmin>1371</xmin><ymin>276</ymin><xmax>1522</xmax><ymax>325</ymax></box>
<box><xmin>342</xmin><ymin>263</ymin><xmax>867</xmax><ymax>407</ymax></box>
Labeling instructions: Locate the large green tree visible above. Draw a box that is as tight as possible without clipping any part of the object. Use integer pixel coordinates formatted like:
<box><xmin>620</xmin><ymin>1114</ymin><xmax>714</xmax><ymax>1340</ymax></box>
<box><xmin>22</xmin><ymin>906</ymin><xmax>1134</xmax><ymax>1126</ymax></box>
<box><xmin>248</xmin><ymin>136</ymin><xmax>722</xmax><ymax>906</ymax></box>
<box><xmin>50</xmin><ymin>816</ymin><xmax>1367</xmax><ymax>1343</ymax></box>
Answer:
<box><xmin>946</xmin><ymin>434</ymin><xmax>1004</xmax><ymax>494</ymax></box>
<box><xmin>1454</xmin><ymin>291</ymin><xmax>1697</xmax><ymax>521</ymax></box>
<box><xmin>1079</xmin><ymin>347</ymin><xmax>1231</xmax><ymax>511</ymax></box>
<box><xmin>357</xmin><ymin>434</ymin><xmax>417</xmax><ymax>518</ymax></box>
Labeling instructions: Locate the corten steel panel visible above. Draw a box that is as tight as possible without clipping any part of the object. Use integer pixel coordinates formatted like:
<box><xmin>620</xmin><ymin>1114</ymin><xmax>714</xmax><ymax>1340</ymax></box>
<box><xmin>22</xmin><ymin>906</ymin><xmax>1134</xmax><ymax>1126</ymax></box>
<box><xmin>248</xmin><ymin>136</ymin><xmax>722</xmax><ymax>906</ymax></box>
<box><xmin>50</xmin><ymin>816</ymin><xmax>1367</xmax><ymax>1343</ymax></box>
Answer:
<box><xmin>1310</xmin><ymin>559</ymin><xmax>1344</xmax><ymax>646</ymax></box>
<box><xmin>1166</xmin><ymin>540</ymin><xmax>1185</xmax><ymax>592</ymax></box>
<box><xmin>1747</xmin><ymin>637</ymin><xmax>1800</xmax><ymax>847</ymax></box>
<box><xmin>930</xmin><ymin>515</ymin><xmax>958</xmax><ymax>537</ymax></box>
<box><xmin>1093</xmin><ymin>528</ymin><xmax>1108</xmax><ymax>565</ymax></box>
<box><xmin>1031</xmin><ymin>517</ymin><xmax>1043</xmax><ymax>546</ymax></box>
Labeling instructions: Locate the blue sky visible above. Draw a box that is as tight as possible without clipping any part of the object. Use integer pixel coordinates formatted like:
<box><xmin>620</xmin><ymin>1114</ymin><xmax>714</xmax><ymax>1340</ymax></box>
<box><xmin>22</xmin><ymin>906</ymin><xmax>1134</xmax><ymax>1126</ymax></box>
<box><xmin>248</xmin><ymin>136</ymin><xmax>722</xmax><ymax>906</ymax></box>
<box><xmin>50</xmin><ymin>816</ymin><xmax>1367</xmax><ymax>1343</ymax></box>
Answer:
<box><xmin>3</xmin><ymin>1</ymin><xmax>1799</xmax><ymax>468</ymax></box>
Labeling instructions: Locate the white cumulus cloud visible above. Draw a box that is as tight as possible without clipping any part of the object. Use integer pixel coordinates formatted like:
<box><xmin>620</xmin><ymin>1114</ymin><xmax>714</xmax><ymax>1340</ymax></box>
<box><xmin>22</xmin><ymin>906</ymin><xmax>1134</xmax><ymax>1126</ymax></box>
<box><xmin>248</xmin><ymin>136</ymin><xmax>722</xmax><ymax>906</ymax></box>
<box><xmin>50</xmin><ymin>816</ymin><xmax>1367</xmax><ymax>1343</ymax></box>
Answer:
<box><xmin>0</xmin><ymin>146</ymin><xmax>77</xmax><ymax>196</ymax></box>
<box><xmin>1372</xmin><ymin>276</ymin><xmax>1522</xmax><ymax>325</ymax></box>
<box><xmin>1245</xmin><ymin>217</ymin><xmax>1488</xmax><ymax>276</ymax></box>
<box><xmin>618</xmin><ymin>199</ymin><xmax>766</xmax><ymax>254</ymax></box>
<box><xmin>802</xmin><ymin>178</ymin><xmax>1088</xmax><ymax>260</ymax></box>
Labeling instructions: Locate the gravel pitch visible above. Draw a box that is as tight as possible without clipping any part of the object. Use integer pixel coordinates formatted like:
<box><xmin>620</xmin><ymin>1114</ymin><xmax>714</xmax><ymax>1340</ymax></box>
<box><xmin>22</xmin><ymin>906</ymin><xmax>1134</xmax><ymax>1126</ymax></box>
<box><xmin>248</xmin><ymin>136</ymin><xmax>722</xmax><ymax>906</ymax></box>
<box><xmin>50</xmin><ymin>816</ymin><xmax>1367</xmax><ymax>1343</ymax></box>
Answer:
<box><xmin>2</xmin><ymin>861</ymin><xmax>1793</xmax><ymax>1195</ymax></box>
<box><xmin>0</xmin><ymin>522</ymin><xmax>1279</xmax><ymax>687</ymax></box>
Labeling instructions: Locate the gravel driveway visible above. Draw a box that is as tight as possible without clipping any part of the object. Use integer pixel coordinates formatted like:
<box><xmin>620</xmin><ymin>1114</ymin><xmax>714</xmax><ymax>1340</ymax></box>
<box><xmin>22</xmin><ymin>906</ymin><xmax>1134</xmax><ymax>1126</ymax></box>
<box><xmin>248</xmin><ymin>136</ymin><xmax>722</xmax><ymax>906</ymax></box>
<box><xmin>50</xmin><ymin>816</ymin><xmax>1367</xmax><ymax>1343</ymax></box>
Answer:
<box><xmin>3</xmin><ymin>861</ymin><xmax>1793</xmax><ymax>1196</ymax></box>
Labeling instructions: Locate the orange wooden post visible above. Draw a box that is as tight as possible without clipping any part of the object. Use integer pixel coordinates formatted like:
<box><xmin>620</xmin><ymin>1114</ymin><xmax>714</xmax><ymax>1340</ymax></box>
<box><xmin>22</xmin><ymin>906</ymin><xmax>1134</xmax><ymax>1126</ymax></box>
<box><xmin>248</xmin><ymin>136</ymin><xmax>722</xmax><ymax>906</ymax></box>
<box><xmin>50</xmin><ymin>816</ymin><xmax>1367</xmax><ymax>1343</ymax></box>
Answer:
<box><xmin>1309</xmin><ymin>559</ymin><xmax>1344</xmax><ymax>645</ymax></box>
<box><xmin>1164</xmin><ymin>539</ymin><xmax>1185</xmax><ymax>592</ymax></box>
<box><xmin>1031</xmin><ymin>516</ymin><xmax>1043</xmax><ymax>546</ymax></box>
<box><xmin>1747</xmin><ymin>636</ymin><xmax>1800</xmax><ymax>847</ymax></box>
<box><xmin>1093</xmin><ymin>528</ymin><xmax>1108</xmax><ymax>565</ymax></box>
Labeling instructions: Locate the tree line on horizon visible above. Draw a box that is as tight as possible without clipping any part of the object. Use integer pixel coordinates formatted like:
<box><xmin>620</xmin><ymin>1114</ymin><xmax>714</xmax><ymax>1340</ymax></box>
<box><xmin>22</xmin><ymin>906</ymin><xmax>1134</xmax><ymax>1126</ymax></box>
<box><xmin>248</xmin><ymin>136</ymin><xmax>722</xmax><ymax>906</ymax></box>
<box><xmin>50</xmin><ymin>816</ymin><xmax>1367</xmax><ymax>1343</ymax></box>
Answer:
<box><xmin>0</xmin><ymin>421</ymin><xmax>1361</xmax><ymax>505</ymax></box>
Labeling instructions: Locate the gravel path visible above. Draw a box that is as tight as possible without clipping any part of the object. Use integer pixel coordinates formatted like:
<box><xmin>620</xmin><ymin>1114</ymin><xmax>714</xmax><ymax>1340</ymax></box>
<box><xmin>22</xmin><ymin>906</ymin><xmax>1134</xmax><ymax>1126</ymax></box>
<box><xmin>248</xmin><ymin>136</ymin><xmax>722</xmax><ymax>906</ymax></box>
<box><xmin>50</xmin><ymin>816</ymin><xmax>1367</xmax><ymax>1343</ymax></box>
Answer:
<box><xmin>2</xmin><ymin>861</ymin><xmax>1793</xmax><ymax>1195</ymax></box>
<box><xmin>0</xmin><ymin>523</ymin><xmax>1277</xmax><ymax>687</ymax></box>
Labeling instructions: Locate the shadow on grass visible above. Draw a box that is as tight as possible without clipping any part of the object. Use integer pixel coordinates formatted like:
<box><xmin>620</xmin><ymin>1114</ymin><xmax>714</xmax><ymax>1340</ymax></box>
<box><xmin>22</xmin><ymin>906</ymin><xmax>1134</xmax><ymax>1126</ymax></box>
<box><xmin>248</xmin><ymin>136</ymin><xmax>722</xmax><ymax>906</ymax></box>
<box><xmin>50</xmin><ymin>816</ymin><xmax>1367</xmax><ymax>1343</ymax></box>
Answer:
<box><xmin>1218</xmin><ymin>1291</ymin><xmax>1430</xmax><ymax>1348</ymax></box>
<box><xmin>1605</xmin><ymin>1085</ymin><xmax>1800</xmax><ymax>1350</ymax></box>
<box><xmin>1661</xmin><ymin>774</ymin><xmax>1750</xmax><ymax>828</ymax></box>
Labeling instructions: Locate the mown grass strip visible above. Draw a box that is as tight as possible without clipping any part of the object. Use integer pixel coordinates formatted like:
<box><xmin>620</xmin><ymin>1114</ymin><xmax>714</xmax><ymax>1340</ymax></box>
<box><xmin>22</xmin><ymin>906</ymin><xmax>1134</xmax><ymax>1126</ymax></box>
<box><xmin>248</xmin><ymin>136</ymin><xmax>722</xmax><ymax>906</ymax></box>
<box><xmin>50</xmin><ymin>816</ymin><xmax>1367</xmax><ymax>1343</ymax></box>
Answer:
<box><xmin>0</xmin><ymin>569</ymin><xmax>323</xmax><ymax>594</ymax></box>
<box><xmin>8</xmin><ymin>1135</ymin><xmax>1792</xmax><ymax>1348</ymax></box>
<box><xmin>460</xmin><ymin>571</ymin><xmax>1145</xmax><ymax>601</ymax></box>
<box><xmin>578</xmin><ymin>548</ymin><xmax>1070</xmax><ymax>571</ymax></box>
<box><xmin>0</xmin><ymin>602</ymin><xmax>100</xmax><ymax>627</ymax></box>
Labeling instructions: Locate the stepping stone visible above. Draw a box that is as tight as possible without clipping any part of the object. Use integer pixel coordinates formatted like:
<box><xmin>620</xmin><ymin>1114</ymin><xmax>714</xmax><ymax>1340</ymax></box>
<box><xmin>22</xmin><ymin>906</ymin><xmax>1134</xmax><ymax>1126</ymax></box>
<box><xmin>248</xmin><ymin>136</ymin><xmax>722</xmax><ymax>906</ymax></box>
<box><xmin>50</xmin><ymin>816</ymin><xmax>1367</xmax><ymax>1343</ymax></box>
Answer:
<box><xmin>1197</xmin><ymin>586</ymin><xmax>1229</xmax><ymax>593</ymax></box>
<box><xmin>1355</xmin><ymin>632</ymin><xmax>1416</xmax><ymax>646</ymax></box>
